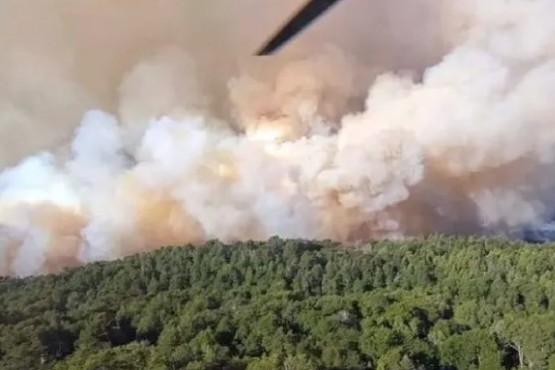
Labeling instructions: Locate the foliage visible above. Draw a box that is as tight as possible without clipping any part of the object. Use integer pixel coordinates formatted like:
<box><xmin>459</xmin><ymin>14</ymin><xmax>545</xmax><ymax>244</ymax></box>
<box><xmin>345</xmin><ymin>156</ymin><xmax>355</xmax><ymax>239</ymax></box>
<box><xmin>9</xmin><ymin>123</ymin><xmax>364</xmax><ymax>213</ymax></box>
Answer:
<box><xmin>1</xmin><ymin>236</ymin><xmax>555</xmax><ymax>369</ymax></box>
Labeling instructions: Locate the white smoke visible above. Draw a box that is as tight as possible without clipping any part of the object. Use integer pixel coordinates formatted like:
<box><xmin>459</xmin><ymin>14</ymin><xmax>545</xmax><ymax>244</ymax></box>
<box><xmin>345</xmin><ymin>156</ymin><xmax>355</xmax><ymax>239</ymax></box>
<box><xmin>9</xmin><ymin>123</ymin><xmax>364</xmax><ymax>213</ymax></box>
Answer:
<box><xmin>1</xmin><ymin>0</ymin><xmax>555</xmax><ymax>276</ymax></box>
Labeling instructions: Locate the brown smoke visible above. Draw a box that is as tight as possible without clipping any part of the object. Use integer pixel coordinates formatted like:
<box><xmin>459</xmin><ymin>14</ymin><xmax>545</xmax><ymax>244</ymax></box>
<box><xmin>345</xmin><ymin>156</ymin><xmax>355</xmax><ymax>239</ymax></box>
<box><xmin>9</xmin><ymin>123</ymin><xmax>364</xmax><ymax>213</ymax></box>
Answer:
<box><xmin>1</xmin><ymin>0</ymin><xmax>555</xmax><ymax>276</ymax></box>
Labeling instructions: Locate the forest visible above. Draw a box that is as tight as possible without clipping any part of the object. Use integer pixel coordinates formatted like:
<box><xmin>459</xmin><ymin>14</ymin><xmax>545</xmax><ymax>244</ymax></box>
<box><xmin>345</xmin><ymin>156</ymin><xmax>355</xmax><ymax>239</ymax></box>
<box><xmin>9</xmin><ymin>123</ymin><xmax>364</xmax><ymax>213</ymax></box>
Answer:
<box><xmin>1</xmin><ymin>235</ymin><xmax>555</xmax><ymax>370</ymax></box>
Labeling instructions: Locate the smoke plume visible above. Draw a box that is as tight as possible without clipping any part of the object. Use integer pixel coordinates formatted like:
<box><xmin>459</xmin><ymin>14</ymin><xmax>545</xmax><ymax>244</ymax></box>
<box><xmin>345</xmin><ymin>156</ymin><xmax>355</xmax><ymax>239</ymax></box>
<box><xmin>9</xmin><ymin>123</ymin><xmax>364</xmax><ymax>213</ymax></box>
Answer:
<box><xmin>1</xmin><ymin>0</ymin><xmax>555</xmax><ymax>276</ymax></box>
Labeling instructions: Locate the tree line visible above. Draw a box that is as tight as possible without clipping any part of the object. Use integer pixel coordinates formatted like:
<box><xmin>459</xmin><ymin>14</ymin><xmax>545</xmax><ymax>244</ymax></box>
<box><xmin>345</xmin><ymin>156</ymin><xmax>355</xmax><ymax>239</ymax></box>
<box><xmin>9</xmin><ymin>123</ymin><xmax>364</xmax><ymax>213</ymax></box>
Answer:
<box><xmin>1</xmin><ymin>235</ymin><xmax>555</xmax><ymax>369</ymax></box>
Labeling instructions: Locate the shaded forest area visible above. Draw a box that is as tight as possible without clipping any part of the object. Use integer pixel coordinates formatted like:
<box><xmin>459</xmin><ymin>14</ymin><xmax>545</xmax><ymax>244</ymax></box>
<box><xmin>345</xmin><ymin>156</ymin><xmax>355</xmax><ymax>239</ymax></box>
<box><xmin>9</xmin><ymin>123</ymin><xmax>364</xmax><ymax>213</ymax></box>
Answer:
<box><xmin>1</xmin><ymin>236</ymin><xmax>555</xmax><ymax>370</ymax></box>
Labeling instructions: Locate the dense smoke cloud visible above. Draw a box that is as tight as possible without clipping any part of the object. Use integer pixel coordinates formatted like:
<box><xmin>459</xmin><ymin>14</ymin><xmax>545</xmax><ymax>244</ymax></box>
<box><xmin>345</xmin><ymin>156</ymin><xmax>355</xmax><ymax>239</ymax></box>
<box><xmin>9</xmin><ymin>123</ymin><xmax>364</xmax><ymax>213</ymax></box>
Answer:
<box><xmin>1</xmin><ymin>0</ymin><xmax>555</xmax><ymax>276</ymax></box>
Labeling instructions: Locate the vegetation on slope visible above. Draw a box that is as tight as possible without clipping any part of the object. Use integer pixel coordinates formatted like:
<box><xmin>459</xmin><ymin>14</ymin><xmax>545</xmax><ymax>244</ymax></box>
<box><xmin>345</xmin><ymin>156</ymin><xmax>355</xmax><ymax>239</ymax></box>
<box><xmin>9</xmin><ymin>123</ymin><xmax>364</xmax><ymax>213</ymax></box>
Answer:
<box><xmin>1</xmin><ymin>236</ymin><xmax>555</xmax><ymax>370</ymax></box>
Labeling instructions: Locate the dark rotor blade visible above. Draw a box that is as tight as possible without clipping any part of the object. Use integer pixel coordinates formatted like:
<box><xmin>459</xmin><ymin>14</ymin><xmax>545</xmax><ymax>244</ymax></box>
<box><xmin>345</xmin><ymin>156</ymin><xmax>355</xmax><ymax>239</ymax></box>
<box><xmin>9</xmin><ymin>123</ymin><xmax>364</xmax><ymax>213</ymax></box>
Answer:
<box><xmin>257</xmin><ymin>0</ymin><xmax>342</xmax><ymax>55</ymax></box>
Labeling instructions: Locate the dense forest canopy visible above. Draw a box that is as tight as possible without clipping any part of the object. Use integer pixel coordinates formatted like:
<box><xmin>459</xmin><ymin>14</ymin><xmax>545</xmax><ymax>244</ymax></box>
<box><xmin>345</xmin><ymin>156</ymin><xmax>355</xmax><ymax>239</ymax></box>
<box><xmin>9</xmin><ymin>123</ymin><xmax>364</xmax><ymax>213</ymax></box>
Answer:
<box><xmin>1</xmin><ymin>236</ymin><xmax>555</xmax><ymax>370</ymax></box>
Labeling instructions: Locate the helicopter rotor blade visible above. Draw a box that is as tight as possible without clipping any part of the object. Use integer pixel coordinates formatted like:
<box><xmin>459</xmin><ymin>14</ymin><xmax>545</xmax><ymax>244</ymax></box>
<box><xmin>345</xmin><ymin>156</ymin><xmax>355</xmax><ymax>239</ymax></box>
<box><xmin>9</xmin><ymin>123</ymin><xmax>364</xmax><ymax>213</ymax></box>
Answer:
<box><xmin>256</xmin><ymin>0</ymin><xmax>342</xmax><ymax>55</ymax></box>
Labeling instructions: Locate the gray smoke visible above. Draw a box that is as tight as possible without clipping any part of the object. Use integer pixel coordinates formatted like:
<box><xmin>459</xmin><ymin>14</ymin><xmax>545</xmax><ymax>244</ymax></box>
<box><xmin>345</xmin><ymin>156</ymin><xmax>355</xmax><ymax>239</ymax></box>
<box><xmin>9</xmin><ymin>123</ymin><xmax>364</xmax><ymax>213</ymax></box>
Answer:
<box><xmin>1</xmin><ymin>0</ymin><xmax>555</xmax><ymax>276</ymax></box>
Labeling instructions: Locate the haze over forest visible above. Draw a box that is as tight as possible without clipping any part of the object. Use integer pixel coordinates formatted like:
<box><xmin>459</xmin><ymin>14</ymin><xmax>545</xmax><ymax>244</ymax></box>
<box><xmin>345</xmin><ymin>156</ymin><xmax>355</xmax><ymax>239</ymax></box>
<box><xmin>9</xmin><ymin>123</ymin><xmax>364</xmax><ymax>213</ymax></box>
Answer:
<box><xmin>1</xmin><ymin>0</ymin><xmax>555</xmax><ymax>276</ymax></box>
<box><xmin>1</xmin><ymin>1</ymin><xmax>555</xmax><ymax>369</ymax></box>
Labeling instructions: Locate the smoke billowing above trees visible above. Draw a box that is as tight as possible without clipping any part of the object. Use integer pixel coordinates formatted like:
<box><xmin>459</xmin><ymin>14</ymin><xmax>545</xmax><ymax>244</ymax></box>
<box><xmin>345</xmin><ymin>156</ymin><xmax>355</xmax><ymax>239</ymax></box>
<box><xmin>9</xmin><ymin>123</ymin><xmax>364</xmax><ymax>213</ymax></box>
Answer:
<box><xmin>1</xmin><ymin>0</ymin><xmax>555</xmax><ymax>276</ymax></box>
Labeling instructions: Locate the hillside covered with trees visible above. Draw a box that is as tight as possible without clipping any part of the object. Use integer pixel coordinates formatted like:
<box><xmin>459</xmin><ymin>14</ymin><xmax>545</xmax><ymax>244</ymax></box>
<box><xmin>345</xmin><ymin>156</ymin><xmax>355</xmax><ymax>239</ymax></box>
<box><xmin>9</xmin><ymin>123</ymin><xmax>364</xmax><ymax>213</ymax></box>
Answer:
<box><xmin>1</xmin><ymin>236</ymin><xmax>555</xmax><ymax>370</ymax></box>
